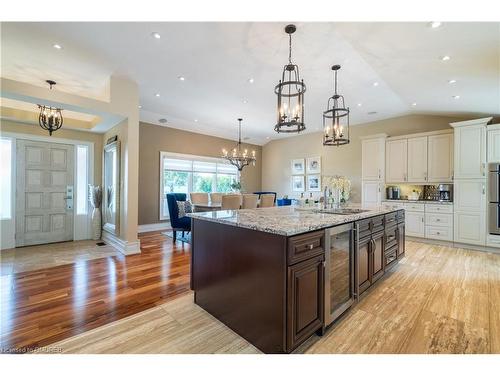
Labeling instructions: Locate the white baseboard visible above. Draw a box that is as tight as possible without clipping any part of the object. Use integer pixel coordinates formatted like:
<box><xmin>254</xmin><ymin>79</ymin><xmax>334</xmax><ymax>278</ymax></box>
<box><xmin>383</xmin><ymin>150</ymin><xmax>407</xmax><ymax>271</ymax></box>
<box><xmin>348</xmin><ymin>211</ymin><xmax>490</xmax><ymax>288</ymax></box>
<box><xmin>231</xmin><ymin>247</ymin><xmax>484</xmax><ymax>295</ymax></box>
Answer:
<box><xmin>406</xmin><ymin>236</ymin><xmax>500</xmax><ymax>254</ymax></box>
<box><xmin>138</xmin><ymin>222</ymin><xmax>170</xmax><ymax>233</ymax></box>
<box><xmin>102</xmin><ymin>231</ymin><xmax>141</xmax><ymax>255</ymax></box>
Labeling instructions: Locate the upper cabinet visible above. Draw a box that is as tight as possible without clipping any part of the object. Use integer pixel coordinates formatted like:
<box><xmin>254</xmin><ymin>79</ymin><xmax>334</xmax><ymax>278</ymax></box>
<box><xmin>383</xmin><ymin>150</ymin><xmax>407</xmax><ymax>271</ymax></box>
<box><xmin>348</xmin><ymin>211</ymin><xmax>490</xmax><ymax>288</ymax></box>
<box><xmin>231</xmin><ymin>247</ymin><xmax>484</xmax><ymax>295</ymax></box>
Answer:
<box><xmin>386</xmin><ymin>131</ymin><xmax>454</xmax><ymax>184</ymax></box>
<box><xmin>487</xmin><ymin>127</ymin><xmax>500</xmax><ymax>163</ymax></box>
<box><xmin>386</xmin><ymin>139</ymin><xmax>408</xmax><ymax>183</ymax></box>
<box><xmin>362</xmin><ymin>135</ymin><xmax>386</xmax><ymax>181</ymax></box>
<box><xmin>407</xmin><ymin>137</ymin><xmax>428</xmax><ymax>182</ymax></box>
<box><xmin>428</xmin><ymin>133</ymin><xmax>454</xmax><ymax>182</ymax></box>
<box><xmin>453</xmin><ymin>123</ymin><xmax>487</xmax><ymax>179</ymax></box>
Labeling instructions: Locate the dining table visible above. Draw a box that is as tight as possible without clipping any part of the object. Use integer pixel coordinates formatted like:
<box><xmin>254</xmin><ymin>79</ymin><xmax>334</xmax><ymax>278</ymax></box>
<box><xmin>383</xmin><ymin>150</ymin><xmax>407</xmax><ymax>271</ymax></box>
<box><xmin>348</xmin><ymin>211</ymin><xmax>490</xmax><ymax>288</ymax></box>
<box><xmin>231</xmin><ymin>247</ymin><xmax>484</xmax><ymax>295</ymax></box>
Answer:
<box><xmin>192</xmin><ymin>202</ymin><xmax>222</xmax><ymax>212</ymax></box>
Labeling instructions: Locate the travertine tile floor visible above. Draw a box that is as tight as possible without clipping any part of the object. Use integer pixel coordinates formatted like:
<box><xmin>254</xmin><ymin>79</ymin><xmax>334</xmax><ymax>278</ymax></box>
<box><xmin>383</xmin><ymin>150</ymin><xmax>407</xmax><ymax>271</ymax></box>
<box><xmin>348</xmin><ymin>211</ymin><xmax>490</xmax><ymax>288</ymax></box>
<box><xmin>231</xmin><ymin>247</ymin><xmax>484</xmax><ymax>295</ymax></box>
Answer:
<box><xmin>46</xmin><ymin>241</ymin><xmax>500</xmax><ymax>354</ymax></box>
<box><xmin>0</xmin><ymin>240</ymin><xmax>121</xmax><ymax>275</ymax></box>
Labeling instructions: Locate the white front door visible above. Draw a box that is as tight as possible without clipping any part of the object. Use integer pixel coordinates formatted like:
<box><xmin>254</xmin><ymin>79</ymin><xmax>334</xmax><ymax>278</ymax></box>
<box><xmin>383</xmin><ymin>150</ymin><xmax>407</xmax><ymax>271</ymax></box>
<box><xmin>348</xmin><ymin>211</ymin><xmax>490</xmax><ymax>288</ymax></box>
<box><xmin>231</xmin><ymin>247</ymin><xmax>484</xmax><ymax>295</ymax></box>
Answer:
<box><xmin>16</xmin><ymin>140</ymin><xmax>75</xmax><ymax>246</ymax></box>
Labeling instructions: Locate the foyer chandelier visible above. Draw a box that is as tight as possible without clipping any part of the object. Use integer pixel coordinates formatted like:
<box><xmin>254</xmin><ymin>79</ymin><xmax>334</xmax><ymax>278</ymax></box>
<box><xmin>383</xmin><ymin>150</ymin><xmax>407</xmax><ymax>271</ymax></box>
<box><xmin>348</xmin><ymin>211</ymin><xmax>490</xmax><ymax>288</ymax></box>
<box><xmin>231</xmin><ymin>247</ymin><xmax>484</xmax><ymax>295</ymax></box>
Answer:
<box><xmin>222</xmin><ymin>118</ymin><xmax>256</xmax><ymax>171</ymax></box>
<box><xmin>274</xmin><ymin>24</ymin><xmax>306</xmax><ymax>133</ymax></box>
<box><xmin>323</xmin><ymin>65</ymin><xmax>350</xmax><ymax>146</ymax></box>
<box><xmin>38</xmin><ymin>80</ymin><xmax>64</xmax><ymax>136</ymax></box>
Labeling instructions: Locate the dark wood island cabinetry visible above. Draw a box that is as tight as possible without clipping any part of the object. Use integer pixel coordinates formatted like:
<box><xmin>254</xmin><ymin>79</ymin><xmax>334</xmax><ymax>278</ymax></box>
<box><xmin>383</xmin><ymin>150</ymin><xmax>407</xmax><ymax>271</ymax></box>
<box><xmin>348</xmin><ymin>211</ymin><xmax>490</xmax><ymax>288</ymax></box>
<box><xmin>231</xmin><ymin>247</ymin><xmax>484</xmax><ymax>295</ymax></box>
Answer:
<box><xmin>190</xmin><ymin>207</ymin><xmax>405</xmax><ymax>353</ymax></box>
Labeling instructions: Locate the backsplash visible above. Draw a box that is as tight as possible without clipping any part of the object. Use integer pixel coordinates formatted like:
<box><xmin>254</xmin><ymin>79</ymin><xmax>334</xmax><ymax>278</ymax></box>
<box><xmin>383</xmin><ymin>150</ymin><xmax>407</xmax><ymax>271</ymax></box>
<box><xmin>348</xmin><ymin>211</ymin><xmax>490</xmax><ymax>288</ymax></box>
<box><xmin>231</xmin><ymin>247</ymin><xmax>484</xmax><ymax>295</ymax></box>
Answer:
<box><xmin>384</xmin><ymin>184</ymin><xmax>442</xmax><ymax>200</ymax></box>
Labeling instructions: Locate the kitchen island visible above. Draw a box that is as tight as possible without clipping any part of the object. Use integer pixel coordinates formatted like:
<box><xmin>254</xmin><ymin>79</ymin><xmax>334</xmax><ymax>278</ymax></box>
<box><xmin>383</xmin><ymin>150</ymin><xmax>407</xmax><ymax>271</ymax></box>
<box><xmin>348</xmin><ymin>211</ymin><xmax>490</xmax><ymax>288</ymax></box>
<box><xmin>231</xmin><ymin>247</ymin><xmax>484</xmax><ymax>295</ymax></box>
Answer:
<box><xmin>189</xmin><ymin>206</ymin><xmax>405</xmax><ymax>353</ymax></box>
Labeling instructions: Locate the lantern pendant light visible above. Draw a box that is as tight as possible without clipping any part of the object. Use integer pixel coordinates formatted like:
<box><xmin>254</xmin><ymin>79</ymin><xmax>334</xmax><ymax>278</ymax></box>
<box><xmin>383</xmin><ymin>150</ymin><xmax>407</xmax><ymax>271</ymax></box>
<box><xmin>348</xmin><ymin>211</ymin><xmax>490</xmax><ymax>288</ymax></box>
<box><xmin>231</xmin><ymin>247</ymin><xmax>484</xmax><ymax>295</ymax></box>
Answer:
<box><xmin>323</xmin><ymin>65</ymin><xmax>350</xmax><ymax>146</ymax></box>
<box><xmin>37</xmin><ymin>80</ymin><xmax>64</xmax><ymax>136</ymax></box>
<box><xmin>274</xmin><ymin>24</ymin><xmax>306</xmax><ymax>133</ymax></box>
<box><xmin>222</xmin><ymin>118</ymin><xmax>257</xmax><ymax>171</ymax></box>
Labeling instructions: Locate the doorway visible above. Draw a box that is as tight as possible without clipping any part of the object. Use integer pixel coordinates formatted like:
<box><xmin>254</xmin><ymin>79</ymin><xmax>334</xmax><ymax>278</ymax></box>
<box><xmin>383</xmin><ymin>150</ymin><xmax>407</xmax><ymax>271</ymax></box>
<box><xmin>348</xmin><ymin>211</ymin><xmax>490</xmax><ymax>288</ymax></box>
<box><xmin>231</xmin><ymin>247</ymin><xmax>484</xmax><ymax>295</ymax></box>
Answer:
<box><xmin>15</xmin><ymin>139</ymin><xmax>75</xmax><ymax>246</ymax></box>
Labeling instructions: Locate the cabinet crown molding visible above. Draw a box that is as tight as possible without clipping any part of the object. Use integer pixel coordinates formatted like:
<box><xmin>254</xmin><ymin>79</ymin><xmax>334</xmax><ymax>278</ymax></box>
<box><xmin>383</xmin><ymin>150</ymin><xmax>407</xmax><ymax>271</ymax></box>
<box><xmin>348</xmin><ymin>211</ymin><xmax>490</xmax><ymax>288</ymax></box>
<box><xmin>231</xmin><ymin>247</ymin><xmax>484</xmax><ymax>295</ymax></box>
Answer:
<box><xmin>450</xmin><ymin>117</ymin><xmax>493</xmax><ymax>128</ymax></box>
<box><xmin>387</xmin><ymin>129</ymin><xmax>452</xmax><ymax>141</ymax></box>
<box><xmin>359</xmin><ymin>133</ymin><xmax>388</xmax><ymax>140</ymax></box>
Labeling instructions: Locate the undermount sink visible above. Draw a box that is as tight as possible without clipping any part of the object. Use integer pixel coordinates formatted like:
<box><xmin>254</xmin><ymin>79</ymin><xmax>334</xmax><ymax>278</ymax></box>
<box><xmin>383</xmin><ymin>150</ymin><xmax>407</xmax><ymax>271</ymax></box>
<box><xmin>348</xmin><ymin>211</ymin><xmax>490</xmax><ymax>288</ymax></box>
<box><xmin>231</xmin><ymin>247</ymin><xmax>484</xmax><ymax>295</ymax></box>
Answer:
<box><xmin>314</xmin><ymin>208</ymin><xmax>369</xmax><ymax>215</ymax></box>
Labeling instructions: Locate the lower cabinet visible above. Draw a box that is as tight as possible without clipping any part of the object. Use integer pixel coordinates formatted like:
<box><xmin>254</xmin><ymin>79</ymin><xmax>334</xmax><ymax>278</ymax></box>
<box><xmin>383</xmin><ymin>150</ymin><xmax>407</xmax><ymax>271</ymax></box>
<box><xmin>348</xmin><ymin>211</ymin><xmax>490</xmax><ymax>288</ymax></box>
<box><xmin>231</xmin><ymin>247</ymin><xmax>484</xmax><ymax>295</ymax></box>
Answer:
<box><xmin>405</xmin><ymin>211</ymin><xmax>425</xmax><ymax>237</ymax></box>
<box><xmin>357</xmin><ymin>230</ymin><xmax>385</xmax><ymax>295</ymax></box>
<box><xmin>454</xmin><ymin>211</ymin><xmax>486</xmax><ymax>246</ymax></box>
<box><xmin>372</xmin><ymin>231</ymin><xmax>384</xmax><ymax>282</ymax></box>
<box><xmin>397</xmin><ymin>222</ymin><xmax>405</xmax><ymax>257</ymax></box>
<box><xmin>287</xmin><ymin>254</ymin><xmax>324</xmax><ymax>352</ymax></box>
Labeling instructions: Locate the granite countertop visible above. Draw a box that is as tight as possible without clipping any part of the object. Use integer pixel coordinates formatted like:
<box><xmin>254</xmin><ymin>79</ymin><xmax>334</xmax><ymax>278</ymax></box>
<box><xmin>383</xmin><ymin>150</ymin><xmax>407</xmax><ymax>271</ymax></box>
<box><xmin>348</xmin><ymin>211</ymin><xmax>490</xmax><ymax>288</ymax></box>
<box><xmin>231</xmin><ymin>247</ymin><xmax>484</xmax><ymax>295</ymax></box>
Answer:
<box><xmin>188</xmin><ymin>205</ymin><xmax>398</xmax><ymax>236</ymax></box>
<box><xmin>383</xmin><ymin>199</ymin><xmax>453</xmax><ymax>205</ymax></box>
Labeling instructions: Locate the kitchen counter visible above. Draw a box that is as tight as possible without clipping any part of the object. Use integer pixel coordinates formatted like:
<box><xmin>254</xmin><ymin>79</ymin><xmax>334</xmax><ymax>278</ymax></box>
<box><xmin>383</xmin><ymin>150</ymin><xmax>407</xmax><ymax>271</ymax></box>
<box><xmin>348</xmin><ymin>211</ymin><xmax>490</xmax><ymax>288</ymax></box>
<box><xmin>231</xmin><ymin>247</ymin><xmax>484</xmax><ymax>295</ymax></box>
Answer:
<box><xmin>383</xmin><ymin>199</ymin><xmax>453</xmax><ymax>205</ymax></box>
<box><xmin>188</xmin><ymin>205</ymin><xmax>396</xmax><ymax>236</ymax></box>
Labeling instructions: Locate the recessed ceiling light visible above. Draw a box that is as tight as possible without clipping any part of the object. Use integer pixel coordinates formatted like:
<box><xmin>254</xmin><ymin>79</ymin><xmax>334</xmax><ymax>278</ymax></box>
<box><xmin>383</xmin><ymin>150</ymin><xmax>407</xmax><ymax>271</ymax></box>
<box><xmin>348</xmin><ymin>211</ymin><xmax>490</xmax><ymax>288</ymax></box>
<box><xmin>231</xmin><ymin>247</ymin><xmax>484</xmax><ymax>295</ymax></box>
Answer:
<box><xmin>243</xmin><ymin>99</ymin><xmax>248</xmax><ymax>104</ymax></box>
<box><xmin>194</xmin><ymin>119</ymin><xmax>198</xmax><ymax>122</ymax></box>
<box><xmin>158</xmin><ymin>118</ymin><xmax>168</xmax><ymax>124</ymax></box>
<box><xmin>155</xmin><ymin>93</ymin><xmax>160</xmax><ymax>97</ymax></box>
<box><xmin>248</xmin><ymin>78</ymin><xmax>254</xmax><ymax>84</ymax></box>
<box><xmin>448</xmin><ymin>79</ymin><xmax>457</xmax><ymax>84</ymax></box>
<box><xmin>138</xmin><ymin>105</ymin><xmax>142</xmax><ymax>109</ymax></box>
<box><xmin>441</xmin><ymin>55</ymin><xmax>451</xmax><ymax>61</ymax></box>
<box><xmin>53</xmin><ymin>44</ymin><xmax>63</xmax><ymax>50</ymax></box>
<box><xmin>452</xmin><ymin>95</ymin><xmax>460</xmax><ymax>99</ymax></box>
<box><xmin>357</xmin><ymin>103</ymin><xmax>362</xmax><ymax>107</ymax></box>
<box><xmin>266</xmin><ymin>136</ymin><xmax>270</xmax><ymax>140</ymax></box>
<box><xmin>373</xmin><ymin>82</ymin><xmax>379</xmax><ymax>87</ymax></box>
<box><xmin>151</xmin><ymin>32</ymin><xmax>161</xmax><ymax>39</ymax></box>
<box><xmin>429</xmin><ymin>22</ymin><xmax>442</xmax><ymax>28</ymax></box>
<box><xmin>411</xmin><ymin>102</ymin><xmax>417</xmax><ymax>106</ymax></box>
<box><xmin>178</xmin><ymin>76</ymin><xmax>185</xmax><ymax>81</ymax></box>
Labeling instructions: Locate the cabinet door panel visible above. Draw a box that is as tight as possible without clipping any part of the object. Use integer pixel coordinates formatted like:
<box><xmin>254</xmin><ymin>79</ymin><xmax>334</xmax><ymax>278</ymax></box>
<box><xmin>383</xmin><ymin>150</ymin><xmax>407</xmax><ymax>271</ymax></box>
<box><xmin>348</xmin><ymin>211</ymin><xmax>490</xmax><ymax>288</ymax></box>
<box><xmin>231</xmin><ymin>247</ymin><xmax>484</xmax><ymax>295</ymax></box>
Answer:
<box><xmin>428</xmin><ymin>133</ymin><xmax>453</xmax><ymax>182</ymax></box>
<box><xmin>454</xmin><ymin>179</ymin><xmax>486</xmax><ymax>213</ymax></box>
<box><xmin>397</xmin><ymin>223</ymin><xmax>405</xmax><ymax>257</ymax></box>
<box><xmin>405</xmin><ymin>212</ymin><xmax>425</xmax><ymax>237</ymax></box>
<box><xmin>407</xmin><ymin>136</ymin><xmax>428</xmax><ymax>182</ymax></box>
<box><xmin>488</xmin><ymin>129</ymin><xmax>500</xmax><ymax>163</ymax></box>
<box><xmin>371</xmin><ymin>231</ymin><xmax>384</xmax><ymax>282</ymax></box>
<box><xmin>362</xmin><ymin>181</ymin><xmax>381</xmax><ymax>208</ymax></box>
<box><xmin>454</xmin><ymin>125</ymin><xmax>486</xmax><ymax>179</ymax></box>
<box><xmin>287</xmin><ymin>256</ymin><xmax>324</xmax><ymax>351</ymax></box>
<box><xmin>386</xmin><ymin>139</ymin><xmax>408</xmax><ymax>183</ymax></box>
<box><xmin>362</xmin><ymin>138</ymin><xmax>385</xmax><ymax>180</ymax></box>
<box><xmin>357</xmin><ymin>236</ymin><xmax>371</xmax><ymax>295</ymax></box>
<box><xmin>454</xmin><ymin>211</ymin><xmax>486</xmax><ymax>246</ymax></box>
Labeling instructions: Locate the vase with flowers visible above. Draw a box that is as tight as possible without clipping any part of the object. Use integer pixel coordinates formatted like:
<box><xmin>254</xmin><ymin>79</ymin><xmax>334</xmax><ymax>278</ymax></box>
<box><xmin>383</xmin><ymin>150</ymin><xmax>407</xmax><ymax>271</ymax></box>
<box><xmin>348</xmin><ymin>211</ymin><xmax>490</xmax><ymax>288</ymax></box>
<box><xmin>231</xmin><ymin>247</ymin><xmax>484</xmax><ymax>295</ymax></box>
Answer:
<box><xmin>89</xmin><ymin>185</ymin><xmax>102</xmax><ymax>240</ymax></box>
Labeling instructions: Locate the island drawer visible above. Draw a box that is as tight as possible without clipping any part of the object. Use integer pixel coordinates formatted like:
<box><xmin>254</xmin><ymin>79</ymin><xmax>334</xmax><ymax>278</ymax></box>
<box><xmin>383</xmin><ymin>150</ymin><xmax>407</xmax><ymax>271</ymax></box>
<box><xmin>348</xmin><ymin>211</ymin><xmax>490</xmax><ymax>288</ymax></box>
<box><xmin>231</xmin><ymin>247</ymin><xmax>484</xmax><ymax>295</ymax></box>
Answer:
<box><xmin>384</xmin><ymin>226</ymin><xmax>398</xmax><ymax>250</ymax></box>
<box><xmin>288</xmin><ymin>231</ymin><xmax>325</xmax><ymax>265</ymax></box>
<box><xmin>372</xmin><ymin>215</ymin><xmax>385</xmax><ymax>233</ymax></box>
<box><xmin>384</xmin><ymin>245</ymin><xmax>398</xmax><ymax>268</ymax></box>
<box><xmin>384</xmin><ymin>212</ymin><xmax>397</xmax><ymax>228</ymax></box>
<box><xmin>357</xmin><ymin>215</ymin><xmax>385</xmax><ymax>239</ymax></box>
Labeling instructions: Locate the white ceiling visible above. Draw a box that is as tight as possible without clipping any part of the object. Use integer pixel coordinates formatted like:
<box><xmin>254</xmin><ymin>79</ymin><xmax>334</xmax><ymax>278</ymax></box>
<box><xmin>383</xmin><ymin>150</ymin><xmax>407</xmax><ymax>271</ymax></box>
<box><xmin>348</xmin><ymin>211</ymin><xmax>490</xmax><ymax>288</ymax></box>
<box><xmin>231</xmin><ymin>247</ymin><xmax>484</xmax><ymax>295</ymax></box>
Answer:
<box><xmin>1</xmin><ymin>22</ymin><xmax>499</xmax><ymax>145</ymax></box>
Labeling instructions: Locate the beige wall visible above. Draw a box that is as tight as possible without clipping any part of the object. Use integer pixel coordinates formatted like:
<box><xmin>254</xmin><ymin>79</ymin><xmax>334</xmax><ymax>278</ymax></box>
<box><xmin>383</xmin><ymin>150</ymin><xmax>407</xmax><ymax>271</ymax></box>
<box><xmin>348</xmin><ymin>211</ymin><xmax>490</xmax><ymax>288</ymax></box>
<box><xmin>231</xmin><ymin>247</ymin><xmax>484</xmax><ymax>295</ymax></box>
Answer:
<box><xmin>0</xmin><ymin>119</ymin><xmax>103</xmax><ymax>184</ymax></box>
<box><xmin>138</xmin><ymin>122</ymin><xmax>262</xmax><ymax>225</ymax></box>
<box><xmin>262</xmin><ymin>114</ymin><xmax>472</xmax><ymax>203</ymax></box>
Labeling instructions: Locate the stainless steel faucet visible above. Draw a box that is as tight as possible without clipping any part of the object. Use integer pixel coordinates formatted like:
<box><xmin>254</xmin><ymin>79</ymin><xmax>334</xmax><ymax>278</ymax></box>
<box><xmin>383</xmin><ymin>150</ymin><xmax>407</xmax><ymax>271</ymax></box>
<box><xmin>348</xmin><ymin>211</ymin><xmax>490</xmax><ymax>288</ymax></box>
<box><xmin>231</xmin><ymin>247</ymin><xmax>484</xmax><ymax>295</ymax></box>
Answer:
<box><xmin>323</xmin><ymin>186</ymin><xmax>329</xmax><ymax>209</ymax></box>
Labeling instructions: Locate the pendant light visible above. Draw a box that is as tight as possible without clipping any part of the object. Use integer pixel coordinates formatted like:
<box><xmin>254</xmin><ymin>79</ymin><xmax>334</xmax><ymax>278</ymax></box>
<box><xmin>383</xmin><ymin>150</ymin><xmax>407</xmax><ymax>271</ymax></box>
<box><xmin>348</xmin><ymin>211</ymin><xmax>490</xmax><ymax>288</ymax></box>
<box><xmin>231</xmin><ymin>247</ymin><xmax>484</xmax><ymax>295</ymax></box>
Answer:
<box><xmin>222</xmin><ymin>118</ymin><xmax>256</xmax><ymax>171</ymax></box>
<box><xmin>323</xmin><ymin>65</ymin><xmax>350</xmax><ymax>146</ymax></box>
<box><xmin>37</xmin><ymin>80</ymin><xmax>64</xmax><ymax>136</ymax></box>
<box><xmin>274</xmin><ymin>24</ymin><xmax>306</xmax><ymax>133</ymax></box>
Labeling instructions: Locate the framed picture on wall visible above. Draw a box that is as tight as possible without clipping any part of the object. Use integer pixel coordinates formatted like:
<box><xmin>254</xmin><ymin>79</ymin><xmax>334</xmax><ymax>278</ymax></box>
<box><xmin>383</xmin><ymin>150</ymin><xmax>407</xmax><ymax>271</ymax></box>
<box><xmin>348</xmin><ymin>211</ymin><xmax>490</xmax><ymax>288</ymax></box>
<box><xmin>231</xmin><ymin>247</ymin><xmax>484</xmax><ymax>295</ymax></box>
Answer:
<box><xmin>307</xmin><ymin>174</ymin><xmax>321</xmax><ymax>192</ymax></box>
<box><xmin>291</xmin><ymin>175</ymin><xmax>305</xmax><ymax>192</ymax></box>
<box><xmin>306</xmin><ymin>156</ymin><xmax>321</xmax><ymax>174</ymax></box>
<box><xmin>291</xmin><ymin>158</ymin><xmax>305</xmax><ymax>175</ymax></box>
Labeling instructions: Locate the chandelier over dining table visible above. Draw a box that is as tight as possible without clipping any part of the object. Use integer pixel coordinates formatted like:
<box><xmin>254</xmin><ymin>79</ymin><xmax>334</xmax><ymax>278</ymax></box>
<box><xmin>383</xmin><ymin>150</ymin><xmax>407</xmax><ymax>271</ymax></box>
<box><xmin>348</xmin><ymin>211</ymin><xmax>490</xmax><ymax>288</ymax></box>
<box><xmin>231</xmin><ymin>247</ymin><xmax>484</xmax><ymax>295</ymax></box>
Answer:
<box><xmin>222</xmin><ymin>118</ymin><xmax>256</xmax><ymax>171</ymax></box>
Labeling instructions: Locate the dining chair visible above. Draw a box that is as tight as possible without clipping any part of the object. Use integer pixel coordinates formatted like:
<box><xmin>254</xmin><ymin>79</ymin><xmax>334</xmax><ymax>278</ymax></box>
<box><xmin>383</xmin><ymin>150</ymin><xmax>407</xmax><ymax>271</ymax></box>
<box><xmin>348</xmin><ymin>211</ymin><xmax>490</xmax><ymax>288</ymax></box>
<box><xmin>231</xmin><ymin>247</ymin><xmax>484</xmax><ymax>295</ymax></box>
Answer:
<box><xmin>221</xmin><ymin>194</ymin><xmax>242</xmax><ymax>210</ymax></box>
<box><xmin>190</xmin><ymin>192</ymin><xmax>209</xmax><ymax>204</ymax></box>
<box><xmin>166</xmin><ymin>193</ymin><xmax>191</xmax><ymax>242</ymax></box>
<box><xmin>259</xmin><ymin>193</ymin><xmax>276</xmax><ymax>208</ymax></box>
<box><xmin>242</xmin><ymin>194</ymin><xmax>259</xmax><ymax>209</ymax></box>
<box><xmin>210</xmin><ymin>192</ymin><xmax>223</xmax><ymax>204</ymax></box>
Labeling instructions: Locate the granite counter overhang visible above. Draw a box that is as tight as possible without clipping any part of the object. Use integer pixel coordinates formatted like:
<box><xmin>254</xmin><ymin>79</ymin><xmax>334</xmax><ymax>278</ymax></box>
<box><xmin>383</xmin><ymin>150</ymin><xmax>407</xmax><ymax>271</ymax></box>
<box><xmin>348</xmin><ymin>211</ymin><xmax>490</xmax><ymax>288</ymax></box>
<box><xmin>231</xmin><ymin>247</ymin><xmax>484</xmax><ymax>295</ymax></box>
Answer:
<box><xmin>188</xmin><ymin>206</ymin><xmax>400</xmax><ymax>237</ymax></box>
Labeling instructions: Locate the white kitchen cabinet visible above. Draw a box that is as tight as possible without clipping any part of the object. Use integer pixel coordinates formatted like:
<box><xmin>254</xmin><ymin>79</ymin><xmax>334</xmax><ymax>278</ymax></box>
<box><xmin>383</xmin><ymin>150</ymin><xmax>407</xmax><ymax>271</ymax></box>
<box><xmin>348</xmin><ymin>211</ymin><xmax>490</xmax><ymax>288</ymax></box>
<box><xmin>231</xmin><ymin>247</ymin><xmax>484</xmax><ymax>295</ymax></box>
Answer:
<box><xmin>453</xmin><ymin>124</ymin><xmax>487</xmax><ymax>179</ymax></box>
<box><xmin>362</xmin><ymin>137</ymin><xmax>386</xmax><ymax>181</ymax></box>
<box><xmin>362</xmin><ymin>181</ymin><xmax>382</xmax><ymax>208</ymax></box>
<box><xmin>454</xmin><ymin>211</ymin><xmax>486</xmax><ymax>246</ymax></box>
<box><xmin>428</xmin><ymin>133</ymin><xmax>454</xmax><ymax>182</ymax></box>
<box><xmin>407</xmin><ymin>136</ymin><xmax>428</xmax><ymax>182</ymax></box>
<box><xmin>405</xmin><ymin>211</ymin><xmax>425</xmax><ymax>237</ymax></box>
<box><xmin>454</xmin><ymin>179</ymin><xmax>487</xmax><ymax>213</ymax></box>
<box><xmin>487</xmin><ymin>128</ymin><xmax>500</xmax><ymax>163</ymax></box>
<box><xmin>386</xmin><ymin>139</ymin><xmax>408</xmax><ymax>183</ymax></box>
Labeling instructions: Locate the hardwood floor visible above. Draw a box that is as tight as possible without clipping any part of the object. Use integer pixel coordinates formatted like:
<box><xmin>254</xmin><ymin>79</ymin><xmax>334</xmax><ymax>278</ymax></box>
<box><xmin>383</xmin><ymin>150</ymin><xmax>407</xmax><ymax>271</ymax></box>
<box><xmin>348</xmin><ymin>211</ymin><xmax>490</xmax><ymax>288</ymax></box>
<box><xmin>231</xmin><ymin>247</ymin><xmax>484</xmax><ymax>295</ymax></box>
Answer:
<box><xmin>0</xmin><ymin>231</ymin><xmax>191</xmax><ymax>352</ymax></box>
<box><xmin>1</xmin><ymin>234</ymin><xmax>499</xmax><ymax>354</ymax></box>
<box><xmin>48</xmin><ymin>241</ymin><xmax>500</xmax><ymax>354</ymax></box>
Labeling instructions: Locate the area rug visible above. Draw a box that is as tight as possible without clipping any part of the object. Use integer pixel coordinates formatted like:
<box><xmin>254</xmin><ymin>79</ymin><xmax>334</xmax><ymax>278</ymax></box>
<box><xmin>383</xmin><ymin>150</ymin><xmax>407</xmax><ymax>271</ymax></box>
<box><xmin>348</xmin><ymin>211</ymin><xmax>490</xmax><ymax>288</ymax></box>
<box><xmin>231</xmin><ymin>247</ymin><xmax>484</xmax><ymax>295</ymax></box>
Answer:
<box><xmin>162</xmin><ymin>231</ymin><xmax>191</xmax><ymax>243</ymax></box>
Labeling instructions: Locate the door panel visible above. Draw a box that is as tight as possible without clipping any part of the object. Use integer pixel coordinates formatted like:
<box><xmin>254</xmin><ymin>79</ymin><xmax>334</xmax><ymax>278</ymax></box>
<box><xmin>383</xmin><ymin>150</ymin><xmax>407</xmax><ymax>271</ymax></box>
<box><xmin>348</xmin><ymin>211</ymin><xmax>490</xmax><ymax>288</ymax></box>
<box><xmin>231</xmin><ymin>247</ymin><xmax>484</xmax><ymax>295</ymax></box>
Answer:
<box><xmin>405</xmin><ymin>211</ymin><xmax>425</xmax><ymax>237</ymax></box>
<box><xmin>357</xmin><ymin>236</ymin><xmax>371</xmax><ymax>294</ymax></box>
<box><xmin>454</xmin><ymin>211</ymin><xmax>486</xmax><ymax>245</ymax></box>
<box><xmin>454</xmin><ymin>179</ymin><xmax>486</xmax><ymax>213</ymax></box>
<box><xmin>362</xmin><ymin>138</ymin><xmax>384</xmax><ymax>180</ymax></box>
<box><xmin>371</xmin><ymin>231</ymin><xmax>384</xmax><ymax>282</ymax></box>
<box><xmin>386</xmin><ymin>139</ymin><xmax>408</xmax><ymax>183</ymax></box>
<box><xmin>16</xmin><ymin>140</ymin><xmax>74</xmax><ymax>246</ymax></box>
<box><xmin>407</xmin><ymin>136</ymin><xmax>428</xmax><ymax>182</ymax></box>
<box><xmin>454</xmin><ymin>125</ymin><xmax>486</xmax><ymax>179</ymax></box>
<box><xmin>428</xmin><ymin>134</ymin><xmax>453</xmax><ymax>182</ymax></box>
<box><xmin>362</xmin><ymin>181</ymin><xmax>381</xmax><ymax>208</ymax></box>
